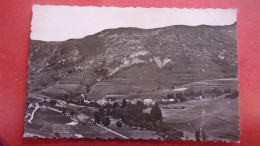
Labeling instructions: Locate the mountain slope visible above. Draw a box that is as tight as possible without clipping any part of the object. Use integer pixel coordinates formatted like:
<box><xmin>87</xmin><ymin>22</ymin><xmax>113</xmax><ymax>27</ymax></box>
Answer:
<box><xmin>27</xmin><ymin>24</ymin><xmax>238</xmax><ymax>98</ymax></box>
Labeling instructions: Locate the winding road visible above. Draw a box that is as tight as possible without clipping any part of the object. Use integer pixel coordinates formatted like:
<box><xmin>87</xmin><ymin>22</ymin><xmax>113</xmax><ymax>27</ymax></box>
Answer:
<box><xmin>28</xmin><ymin>99</ymin><xmax>44</xmax><ymax>123</ymax></box>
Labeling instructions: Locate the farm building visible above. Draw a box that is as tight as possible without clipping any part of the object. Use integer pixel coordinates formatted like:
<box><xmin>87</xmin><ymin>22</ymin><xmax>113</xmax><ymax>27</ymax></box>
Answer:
<box><xmin>104</xmin><ymin>95</ymin><xmax>128</xmax><ymax>104</ymax></box>
<box><xmin>96</xmin><ymin>99</ymin><xmax>108</xmax><ymax>106</ymax></box>
<box><xmin>144</xmin><ymin>99</ymin><xmax>155</xmax><ymax>106</ymax></box>
<box><xmin>161</xmin><ymin>98</ymin><xmax>175</xmax><ymax>104</ymax></box>
<box><xmin>160</xmin><ymin>87</ymin><xmax>188</xmax><ymax>97</ymax></box>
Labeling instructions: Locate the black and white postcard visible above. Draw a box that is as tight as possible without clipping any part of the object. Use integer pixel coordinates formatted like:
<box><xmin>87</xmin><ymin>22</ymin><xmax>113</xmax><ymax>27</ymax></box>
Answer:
<box><xmin>24</xmin><ymin>5</ymin><xmax>239</xmax><ymax>142</ymax></box>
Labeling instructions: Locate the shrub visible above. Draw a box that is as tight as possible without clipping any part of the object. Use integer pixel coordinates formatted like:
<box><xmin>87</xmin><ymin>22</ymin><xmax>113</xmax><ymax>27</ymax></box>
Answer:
<box><xmin>50</xmin><ymin>100</ymin><xmax>57</xmax><ymax>105</ymax></box>
<box><xmin>128</xmin><ymin>120</ymin><xmax>135</xmax><ymax>128</ymax></box>
<box><xmin>167</xmin><ymin>93</ymin><xmax>174</xmax><ymax>99</ymax></box>
<box><xmin>225</xmin><ymin>90</ymin><xmax>239</xmax><ymax>99</ymax></box>
<box><xmin>224</xmin><ymin>89</ymin><xmax>232</xmax><ymax>93</ymax></box>
<box><xmin>116</xmin><ymin>121</ymin><xmax>122</xmax><ymax>128</ymax></box>
<box><xmin>102</xmin><ymin>116</ymin><xmax>111</xmax><ymax>127</ymax></box>
<box><xmin>176</xmin><ymin>93</ymin><xmax>183</xmax><ymax>98</ymax></box>
<box><xmin>179</xmin><ymin>96</ymin><xmax>186</xmax><ymax>102</ymax></box>
<box><xmin>213</xmin><ymin>88</ymin><xmax>222</xmax><ymax>96</ymax></box>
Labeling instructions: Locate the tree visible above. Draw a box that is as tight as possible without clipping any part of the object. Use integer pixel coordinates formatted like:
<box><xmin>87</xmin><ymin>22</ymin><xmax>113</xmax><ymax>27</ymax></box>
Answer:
<box><xmin>62</xmin><ymin>107</ymin><xmax>66</xmax><ymax>114</ymax></box>
<box><xmin>106</xmin><ymin>108</ymin><xmax>112</xmax><ymax>116</ymax></box>
<box><xmin>99</xmin><ymin>107</ymin><xmax>105</xmax><ymax>117</ymax></box>
<box><xmin>111</xmin><ymin>108</ymin><xmax>121</xmax><ymax>119</ymax></box>
<box><xmin>113</xmin><ymin>102</ymin><xmax>119</xmax><ymax>108</ymax></box>
<box><xmin>70</xmin><ymin>111</ymin><xmax>75</xmax><ymax>118</ymax></box>
<box><xmin>128</xmin><ymin>120</ymin><xmax>135</xmax><ymax>128</ymax></box>
<box><xmin>150</xmin><ymin>103</ymin><xmax>162</xmax><ymax>122</ymax></box>
<box><xmin>167</xmin><ymin>93</ymin><xmax>174</xmax><ymax>99</ymax></box>
<box><xmin>93</xmin><ymin>111</ymin><xmax>101</xmax><ymax>124</ymax></box>
<box><xmin>122</xmin><ymin>98</ymin><xmax>127</xmax><ymax>108</ymax></box>
<box><xmin>179</xmin><ymin>96</ymin><xmax>186</xmax><ymax>102</ymax></box>
<box><xmin>201</xmin><ymin>130</ymin><xmax>208</xmax><ymax>141</ymax></box>
<box><xmin>213</xmin><ymin>88</ymin><xmax>222</xmax><ymax>96</ymax></box>
<box><xmin>136</xmin><ymin>100</ymin><xmax>145</xmax><ymax>109</ymax></box>
<box><xmin>103</xmin><ymin>116</ymin><xmax>111</xmax><ymax>127</ymax></box>
<box><xmin>86</xmin><ymin>84</ymin><xmax>90</xmax><ymax>93</ymax></box>
<box><xmin>116</xmin><ymin>121</ymin><xmax>122</xmax><ymax>128</ymax></box>
<box><xmin>195</xmin><ymin>130</ymin><xmax>200</xmax><ymax>141</ymax></box>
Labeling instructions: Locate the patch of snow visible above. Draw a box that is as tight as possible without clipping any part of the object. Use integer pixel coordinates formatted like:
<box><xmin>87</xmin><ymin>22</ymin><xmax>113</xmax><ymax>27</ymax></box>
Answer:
<box><xmin>129</xmin><ymin>50</ymin><xmax>149</xmax><ymax>59</ymax></box>
<box><xmin>153</xmin><ymin>56</ymin><xmax>171</xmax><ymax>68</ymax></box>
<box><xmin>108</xmin><ymin>55</ymin><xmax>148</xmax><ymax>77</ymax></box>
<box><xmin>218</xmin><ymin>54</ymin><xmax>225</xmax><ymax>59</ymax></box>
<box><xmin>66</xmin><ymin>121</ymin><xmax>78</xmax><ymax>126</ymax></box>
<box><xmin>131</xmin><ymin>58</ymin><xmax>147</xmax><ymax>64</ymax></box>
<box><xmin>121</xmin><ymin>57</ymin><xmax>130</xmax><ymax>67</ymax></box>
<box><xmin>153</xmin><ymin>56</ymin><xmax>163</xmax><ymax>68</ymax></box>
<box><xmin>162</xmin><ymin>58</ymin><xmax>171</xmax><ymax>66</ymax></box>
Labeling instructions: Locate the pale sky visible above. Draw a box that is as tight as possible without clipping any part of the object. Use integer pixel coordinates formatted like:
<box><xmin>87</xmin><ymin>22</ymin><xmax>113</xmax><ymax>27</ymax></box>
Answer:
<box><xmin>31</xmin><ymin>5</ymin><xmax>237</xmax><ymax>42</ymax></box>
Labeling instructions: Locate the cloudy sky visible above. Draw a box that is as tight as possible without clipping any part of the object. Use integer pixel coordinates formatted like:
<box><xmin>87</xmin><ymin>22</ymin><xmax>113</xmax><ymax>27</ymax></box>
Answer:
<box><xmin>31</xmin><ymin>5</ymin><xmax>237</xmax><ymax>41</ymax></box>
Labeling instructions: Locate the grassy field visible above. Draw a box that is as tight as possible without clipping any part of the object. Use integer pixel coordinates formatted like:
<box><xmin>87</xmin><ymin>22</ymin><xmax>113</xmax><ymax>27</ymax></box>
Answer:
<box><xmin>180</xmin><ymin>78</ymin><xmax>239</xmax><ymax>91</ymax></box>
<box><xmin>160</xmin><ymin>94</ymin><xmax>239</xmax><ymax>141</ymax></box>
<box><xmin>108</xmin><ymin>117</ymin><xmax>158</xmax><ymax>139</ymax></box>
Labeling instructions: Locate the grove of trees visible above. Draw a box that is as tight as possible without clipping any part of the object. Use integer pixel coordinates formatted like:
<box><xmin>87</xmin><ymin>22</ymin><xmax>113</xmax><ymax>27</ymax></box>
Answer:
<box><xmin>91</xmin><ymin>99</ymin><xmax>183</xmax><ymax>140</ymax></box>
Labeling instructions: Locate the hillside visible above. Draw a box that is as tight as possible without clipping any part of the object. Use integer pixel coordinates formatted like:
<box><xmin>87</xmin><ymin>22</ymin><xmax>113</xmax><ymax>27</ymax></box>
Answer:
<box><xmin>27</xmin><ymin>24</ymin><xmax>237</xmax><ymax>98</ymax></box>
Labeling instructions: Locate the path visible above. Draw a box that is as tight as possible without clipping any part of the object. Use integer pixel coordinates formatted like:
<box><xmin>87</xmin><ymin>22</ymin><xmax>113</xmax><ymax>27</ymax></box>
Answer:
<box><xmin>28</xmin><ymin>99</ymin><xmax>44</xmax><ymax>123</ymax></box>
<box><xmin>96</xmin><ymin>123</ymin><xmax>129</xmax><ymax>139</ymax></box>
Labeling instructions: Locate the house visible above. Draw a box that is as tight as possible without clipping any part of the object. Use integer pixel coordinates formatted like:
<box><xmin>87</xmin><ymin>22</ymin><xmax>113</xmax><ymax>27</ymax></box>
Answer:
<box><xmin>104</xmin><ymin>95</ymin><xmax>127</xmax><ymax>104</ymax></box>
<box><xmin>156</xmin><ymin>87</ymin><xmax>188</xmax><ymax>99</ymax></box>
<box><xmin>194</xmin><ymin>95</ymin><xmax>204</xmax><ymax>100</ymax></box>
<box><xmin>144</xmin><ymin>99</ymin><xmax>155</xmax><ymax>106</ymax></box>
<box><xmin>161</xmin><ymin>98</ymin><xmax>175</xmax><ymax>104</ymax></box>
<box><xmin>172</xmin><ymin>88</ymin><xmax>188</xmax><ymax>97</ymax></box>
<box><xmin>81</xmin><ymin>94</ymin><xmax>90</xmax><ymax>103</ymax></box>
<box><xmin>130</xmin><ymin>99</ymin><xmax>143</xmax><ymax>104</ymax></box>
<box><xmin>97</xmin><ymin>99</ymin><xmax>108</xmax><ymax>106</ymax></box>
